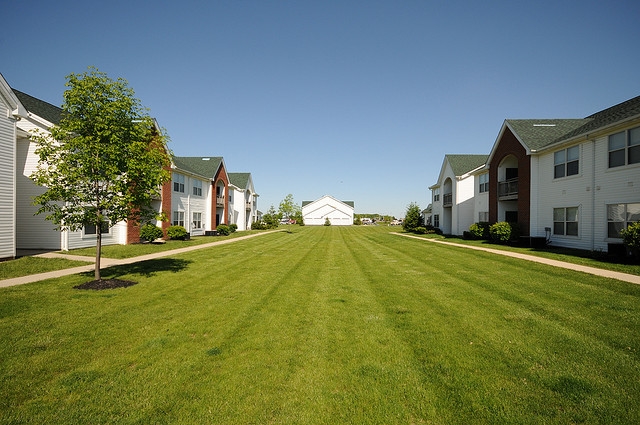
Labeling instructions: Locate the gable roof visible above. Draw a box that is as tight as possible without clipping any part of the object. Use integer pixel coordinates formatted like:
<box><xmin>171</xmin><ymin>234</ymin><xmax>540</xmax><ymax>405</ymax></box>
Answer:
<box><xmin>228</xmin><ymin>172</ymin><xmax>250</xmax><ymax>189</ymax></box>
<box><xmin>445</xmin><ymin>154</ymin><xmax>488</xmax><ymax>176</ymax></box>
<box><xmin>172</xmin><ymin>156</ymin><xmax>224</xmax><ymax>180</ymax></box>
<box><xmin>504</xmin><ymin>119</ymin><xmax>588</xmax><ymax>152</ymax></box>
<box><xmin>501</xmin><ymin>95</ymin><xmax>640</xmax><ymax>153</ymax></box>
<box><xmin>302</xmin><ymin>195</ymin><xmax>354</xmax><ymax>209</ymax></box>
<box><xmin>12</xmin><ymin>89</ymin><xmax>63</xmax><ymax>125</ymax></box>
<box><xmin>0</xmin><ymin>75</ymin><xmax>27</xmax><ymax>119</ymax></box>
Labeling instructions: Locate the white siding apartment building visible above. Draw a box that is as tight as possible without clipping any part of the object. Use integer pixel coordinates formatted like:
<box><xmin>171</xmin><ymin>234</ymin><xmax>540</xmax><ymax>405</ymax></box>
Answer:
<box><xmin>430</xmin><ymin>94</ymin><xmax>640</xmax><ymax>253</ymax></box>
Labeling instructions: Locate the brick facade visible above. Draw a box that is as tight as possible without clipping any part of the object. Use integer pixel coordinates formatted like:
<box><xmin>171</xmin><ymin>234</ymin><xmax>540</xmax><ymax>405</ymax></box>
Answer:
<box><xmin>488</xmin><ymin>127</ymin><xmax>531</xmax><ymax>236</ymax></box>
<box><xmin>212</xmin><ymin>162</ymin><xmax>229</xmax><ymax>229</ymax></box>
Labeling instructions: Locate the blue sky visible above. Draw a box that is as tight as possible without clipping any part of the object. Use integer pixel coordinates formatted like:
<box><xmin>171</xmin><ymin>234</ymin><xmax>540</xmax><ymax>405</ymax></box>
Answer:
<box><xmin>3</xmin><ymin>0</ymin><xmax>639</xmax><ymax>218</ymax></box>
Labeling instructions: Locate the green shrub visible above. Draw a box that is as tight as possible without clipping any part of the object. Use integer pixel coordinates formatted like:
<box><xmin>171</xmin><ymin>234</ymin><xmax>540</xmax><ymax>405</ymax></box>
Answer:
<box><xmin>140</xmin><ymin>224</ymin><xmax>163</xmax><ymax>242</ymax></box>
<box><xmin>425</xmin><ymin>225</ymin><xmax>442</xmax><ymax>235</ymax></box>
<box><xmin>324</xmin><ymin>218</ymin><xmax>331</xmax><ymax>226</ymax></box>
<box><xmin>354</xmin><ymin>217</ymin><xmax>362</xmax><ymax>225</ymax></box>
<box><xmin>229</xmin><ymin>224</ymin><xmax>238</xmax><ymax>233</ymax></box>
<box><xmin>251</xmin><ymin>221</ymin><xmax>265</xmax><ymax>230</ymax></box>
<box><xmin>489</xmin><ymin>221</ymin><xmax>520</xmax><ymax>243</ymax></box>
<box><xmin>489</xmin><ymin>221</ymin><xmax>512</xmax><ymax>243</ymax></box>
<box><xmin>167</xmin><ymin>225</ymin><xmax>188</xmax><ymax>240</ymax></box>
<box><xmin>216</xmin><ymin>224</ymin><xmax>231</xmax><ymax>236</ymax></box>
<box><xmin>469</xmin><ymin>222</ymin><xmax>490</xmax><ymax>240</ymax></box>
<box><xmin>621</xmin><ymin>221</ymin><xmax>640</xmax><ymax>260</ymax></box>
<box><xmin>413</xmin><ymin>226</ymin><xmax>427</xmax><ymax>234</ymax></box>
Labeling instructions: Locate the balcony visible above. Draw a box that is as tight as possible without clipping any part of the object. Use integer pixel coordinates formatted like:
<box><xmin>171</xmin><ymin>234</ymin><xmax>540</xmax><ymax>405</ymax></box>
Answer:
<box><xmin>498</xmin><ymin>178</ymin><xmax>518</xmax><ymax>200</ymax></box>
<box><xmin>245</xmin><ymin>202</ymin><xmax>252</xmax><ymax>211</ymax></box>
<box><xmin>216</xmin><ymin>196</ymin><xmax>225</xmax><ymax>206</ymax></box>
<box><xmin>443</xmin><ymin>193</ymin><xmax>453</xmax><ymax>207</ymax></box>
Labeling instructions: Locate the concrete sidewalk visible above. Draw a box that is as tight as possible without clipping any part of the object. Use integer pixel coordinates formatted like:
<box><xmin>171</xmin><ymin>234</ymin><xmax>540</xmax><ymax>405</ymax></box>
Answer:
<box><xmin>1</xmin><ymin>231</ymin><xmax>281</xmax><ymax>289</ymax></box>
<box><xmin>393</xmin><ymin>232</ymin><xmax>640</xmax><ymax>286</ymax></box>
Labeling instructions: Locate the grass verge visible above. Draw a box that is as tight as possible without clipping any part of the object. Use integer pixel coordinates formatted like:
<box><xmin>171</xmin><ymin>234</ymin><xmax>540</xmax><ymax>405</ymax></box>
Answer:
<box><xmin>404</xmin><ymin>232</ymin><xmax>640</xmax><ymax>276</ymax></box>
<box><xmin>0</xmin><ymin>256</ymin><xmax>90</xmax><ymax>280</ymax></box>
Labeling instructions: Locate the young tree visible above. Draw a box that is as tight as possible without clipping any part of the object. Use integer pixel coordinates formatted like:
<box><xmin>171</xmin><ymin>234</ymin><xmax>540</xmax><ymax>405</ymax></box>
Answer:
<box><xmin>262</xmin><ymin>205</ymin><xmax>281</xmax><ymax>229</ymax></box>
<box><xmin>31</xmin><ymin>67</ymin><xmax>172</xmax><ymax>282</ymax></box>
<box><xmin>402</xmin><ymin>202</ymin><xmax>424</xmax><ymax>232</ymax></box>
<box><xmin>278</xmin><ymin>193</ymin><xmax>300</xmax><ymax>220</ymax></box>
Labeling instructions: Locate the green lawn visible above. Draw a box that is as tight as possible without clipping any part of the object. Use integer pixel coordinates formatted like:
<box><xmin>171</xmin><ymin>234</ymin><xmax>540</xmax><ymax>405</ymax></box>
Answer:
<box><xmin>0</xmin><ymin>256</ymin><xmax>90</xmax><ymax>280</ymax></box>
<box><xmin>1</xmin><ymin>226</ymin><xmax>639</xmax><ymax>424</ymax></box>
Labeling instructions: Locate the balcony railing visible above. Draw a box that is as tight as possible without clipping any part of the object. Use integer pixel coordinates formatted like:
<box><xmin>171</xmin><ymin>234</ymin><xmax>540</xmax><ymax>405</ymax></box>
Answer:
<box><xmin>498</xmin><ymin>178</ymin><xmax>518</xmax><ymax>199</ymax></box>
<box><xmin>216</xmin><ymin>196</ymin><xmax>225</xmax><ymax>206</ymax></box>
<box><xmin>443</xmin><ymin>193</ymin><xmax>453</xmax><ymax>207</ymax></box>
<box><xmin>245</xmin><ymin>202</ymin><xmax>252</xmax><ymax>210</ymax></box>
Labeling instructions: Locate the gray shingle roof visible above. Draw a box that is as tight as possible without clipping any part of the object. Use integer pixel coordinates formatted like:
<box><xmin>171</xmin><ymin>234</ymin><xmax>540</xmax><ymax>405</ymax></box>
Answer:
<box><xmin>301</xmin><ymin>199</ymin><xmax>354</xmax><ymax>208</ymax></box>
<box><xmin>172</xmin><ymin>156</ymin><xmax>223</xmax><ymax>179</ymax></box>
<box><xmin>445</xmin><ymin>154</ymin><xmax>488</xmax><ymax>176</ymax></box>
<box><xmin>505</xmin><ymin>119</ymin><xmax>588</xmax><ymax>151</ymax></box>
<box><xmin>505</xmin><ymin>95</ymin><xmax>640</xmax><ymax>151</ymax></box>
<box><xmin>228</xmin><ymin>172</ymin><xmax>250</xmax><ymax>189</ymax></box>
<box><xmin>559</xmin><ymin>95</ymin><xmax>640</xmax><ymax>141</ymax></box>
<box><xmin>12</xmin><ymin>89</ymin><xmax>63</xmax><ymax>124</ymax></box>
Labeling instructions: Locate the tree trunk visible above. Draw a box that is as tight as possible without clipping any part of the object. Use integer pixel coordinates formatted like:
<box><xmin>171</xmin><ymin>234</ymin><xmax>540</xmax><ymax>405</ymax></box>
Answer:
<box><xmin>95</xmin><ymin>230</ymin><xmax>102</xmax><ymax>281</ymax></box>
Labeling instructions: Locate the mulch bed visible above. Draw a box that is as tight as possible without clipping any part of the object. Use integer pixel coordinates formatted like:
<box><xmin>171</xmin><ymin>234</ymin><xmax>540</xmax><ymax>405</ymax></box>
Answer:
<box><xmin>73</xmin><ymin>279</ymin><xmax>138</xmax><ymax>290</ymax></box>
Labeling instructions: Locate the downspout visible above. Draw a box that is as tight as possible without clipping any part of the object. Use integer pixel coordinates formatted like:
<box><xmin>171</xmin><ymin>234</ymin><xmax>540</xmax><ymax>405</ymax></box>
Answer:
<box><xmin>11</xmin><ymin>116</ymin><xmax>17</xmax><ymax>258</ymax></box>
<box><xmin>186</xmin><ymin>176</ymin><xmax>191</xmax><ymax>234</ymax></box>
<box><xmin>590</xmin><ymin>137</ymin><xmax>596</xmax><ymax>251</ymax></box>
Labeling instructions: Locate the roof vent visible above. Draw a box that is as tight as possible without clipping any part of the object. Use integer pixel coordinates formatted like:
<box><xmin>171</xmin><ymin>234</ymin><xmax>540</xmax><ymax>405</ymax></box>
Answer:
<box><xmin>202</xmin><ymin>157</ymin><xmax>210</xmax><ymax>160</ymax></box>
<box><xmin>533</xmin><ymin>124</ymin><xmax>556</xmax><ymax>127</ymax></box>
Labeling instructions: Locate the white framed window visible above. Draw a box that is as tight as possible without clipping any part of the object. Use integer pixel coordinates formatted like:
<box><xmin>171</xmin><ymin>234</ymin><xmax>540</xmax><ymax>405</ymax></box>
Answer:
<box><xmin>192</xmin><ymin>212</ymin><xmax>202</xmax><ymax>229</ymax></box>
<box><xmin>554</xmin><ymin>146</ymin><xmax>579</xmax><ymax>178</ymax></box>
<box><xmin>478</xmin><ymin>212</ymin><xmax>489</xmax><ymax>222</ymax></box>
<box><xmin>607</xmin><ymin>203</ymin><xmax>640</xmax><ymax>238</ymax></box>
<box><xmin>609</xmin><ymin>126</ymin><xmax>640</xmax><ymax>168</ymax></box>
<box><xmin>173</xmin><ymin>173</ymin><xmax>185</xmax><ymax>193</ymax></box>
<box><xmin>478</xmin><ymin>173</ymin><xmax>489</xmax><ymax>193</ymax></box>
<box><xmin>172</xmin><ymin>211</ymin><xmax>185</xmax><ymax>227</ymax></box>
<box><xmin>433</xmin><ymin>188</ymin><xmax>440</xmax><ymax>202</ymax></box>
<box><xmin>553</xmin><ymin>207</ymin><xmax>579</xmax><ymax>236</ymax></box>
<box><xmin>433</xmin><ymin>214</ymin><xmax>440</xmax><ymax>228</ymax></box>
<box><xmin>192</xmin><ymin>180</ymin><xmax>202</xmax><ymax>196</ymax></box>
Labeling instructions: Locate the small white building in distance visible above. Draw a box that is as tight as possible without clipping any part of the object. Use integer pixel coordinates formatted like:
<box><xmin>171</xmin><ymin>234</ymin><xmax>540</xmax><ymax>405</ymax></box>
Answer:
<box><xmin>301</xmin><ymin>195</ymin><xmax>354</xmax><ymax>226</ymax></box>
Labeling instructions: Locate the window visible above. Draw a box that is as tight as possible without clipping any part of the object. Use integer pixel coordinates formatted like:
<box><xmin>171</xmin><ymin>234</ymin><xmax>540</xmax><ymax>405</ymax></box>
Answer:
<box><xmin>479</xmin><ymin>173</ymin><xmax>489</xmax><ymax>193</ymax></box>
<box><xmin>192</xmin><ymin>212</ymin><xmax>202</xmax><ymax>229</ymax></box>
<box><xmin>433</xmin><ymin>214</ymin><xmax>440</xmax><ymax>228</ymax></box>
<box><xmin>554</xmin><ymin>146</ymin><xmax>579</xmax><ymax>178</ymax></box>
<box><xmin>478</xmin><ymin>212</ymin><xmax>489</xmax><ymax>222</ymax></box>
<box><xmin>553</xmin><ymin>207</ymin><xmax>579</xmax><ymax>236</ymax></box>
<box><xmin>192</xmin><ymin>180</ymin><xmax>202</xmax><ymax>196</ymax></box>
<box><xmin>84</xmin><ymin>221</ymin><xmax>110</xmax><ymax>235</ymax></box>
<box><xmin>433</xmin><ymin>188</ymin><xmax>440</xmax><ymax>202</ymax></box>
<box><xmin>609</xmin><ymin>126</ymin><xmax>640</xmax><ymax>168</ymax></box>
<box><xmin>607</xmin><ymin>203</ymin><xmax>640</xmax><ymax>238</ymax></box>
<box><xmin>173</xmin><ymin>211</ymin><xmax>185</xmax><ymax>227</ymax></box>
<box><xmin>173</xmin><ymin>173</ymin><xmax>185</xmax><ymax>193</ymax></box>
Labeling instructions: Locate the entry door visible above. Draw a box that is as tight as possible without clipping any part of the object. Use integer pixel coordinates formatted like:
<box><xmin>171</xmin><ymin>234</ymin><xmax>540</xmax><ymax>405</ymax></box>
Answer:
<box><xmin>505</xmin><ymin>211</ymin><xmax>518</xmax><ymax>223</ymax></box>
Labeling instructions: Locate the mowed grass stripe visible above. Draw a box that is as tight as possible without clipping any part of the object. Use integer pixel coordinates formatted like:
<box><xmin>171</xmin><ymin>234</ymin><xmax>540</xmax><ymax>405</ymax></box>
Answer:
<box><xmin>341</xmin><ymin>226</ymin><xmax>640</xmax><ymax>423</ymax></box>
<box><xmin>1</xmin><ymin>226</ymin><xmax>639</xmax><ymax>424</ymax></box>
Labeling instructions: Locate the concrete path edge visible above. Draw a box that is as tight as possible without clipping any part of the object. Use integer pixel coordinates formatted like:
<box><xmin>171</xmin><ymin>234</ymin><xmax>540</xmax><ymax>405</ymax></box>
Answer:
<box><xmin>392</xmin><ymin>232</ymin><xmax>640</xmax><ymax>286</ymax></box>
